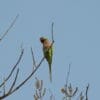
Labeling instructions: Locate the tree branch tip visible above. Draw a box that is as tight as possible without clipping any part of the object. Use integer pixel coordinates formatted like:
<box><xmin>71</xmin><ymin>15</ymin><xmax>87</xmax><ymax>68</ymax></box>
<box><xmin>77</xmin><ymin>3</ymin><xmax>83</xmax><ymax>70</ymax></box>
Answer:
<box><xmin>17</xmin><ymin>68</ymin><xmax>19</xmax><ymax>72</ymax></box>
<box><xmin>16</xmin><ymin>14</ymin><xmax>19</xmax><ymax>17</ymax></box>
<box><xmin>52</xmin><ymin>22</ymin><xmax>54</xmax><ymax>25</ymax></box>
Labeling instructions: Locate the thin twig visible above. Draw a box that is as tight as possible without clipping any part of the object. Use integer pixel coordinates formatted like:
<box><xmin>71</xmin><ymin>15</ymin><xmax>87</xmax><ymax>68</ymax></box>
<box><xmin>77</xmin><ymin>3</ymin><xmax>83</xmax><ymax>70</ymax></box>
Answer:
<box><xmin>0</xmin><ymin>48</ymin><xmax>24</xmax><ymax>88</ymax></box>
<box><xmin>8</xmin><ymin>68</ymin><xmax>19</xmax><ymax>94</ymax></box>
<box><xmin>49</xmin><ymin>22</ymin><xmax>54</xmax><ymax>49</ymax></box>
<box><xmin>31</xmin><ymin>47</ymin><xmax>36</xmax><ymax>69</ymax></box>
<box><xmin>85</xmin><ymin>84</ymin><xmax>89</xmax><ymax>100</ymax></box>
<box><xmin>0</xmin><ymin>14</ymin><xmax>19</xmax><ymax>41</ymax></box>
<box><xmin>3</xmin><ymin>78</ymin><xmax>6</xmax><ymax>95</ymax></box>
<box><xmin>79</xmin><ymin>92</ymin><xmax>84</xmax><ymax>100</ymax></box>
<box><xmin>0</xmin><ymin>57</ymin><xmax>45</xmax><ymax>99</ymax></box>
<box><xmin>51</xmin><ymin>22</ymin><xmax>54</xmax><ymax>43</ymax></box>
<box><xmin>66</xmin><ymin>63</ymin><xmax>71</xmax><ymax>86</ymax></box>
<box><xmin>11</xmin><ymin>57</ymin><xmax>45</xmax><ymax>93</ymax></box>
<box><xmin>72</xmin><ymin>87</ymin><xmax>78</xmax><ymax>97</ymax></box>
<box><xmin>0</xmin><ymin>22</ymin><xmax>55</xmax><ymax>99</ymax></box>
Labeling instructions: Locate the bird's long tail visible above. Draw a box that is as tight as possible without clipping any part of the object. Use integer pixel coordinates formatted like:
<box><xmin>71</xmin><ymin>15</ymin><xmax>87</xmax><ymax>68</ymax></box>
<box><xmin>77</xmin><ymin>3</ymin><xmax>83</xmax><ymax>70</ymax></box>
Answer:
<box><xmin>49</xmin><ymin>63</ymin><xmax>52</xmax><ymax>82</ymax></box>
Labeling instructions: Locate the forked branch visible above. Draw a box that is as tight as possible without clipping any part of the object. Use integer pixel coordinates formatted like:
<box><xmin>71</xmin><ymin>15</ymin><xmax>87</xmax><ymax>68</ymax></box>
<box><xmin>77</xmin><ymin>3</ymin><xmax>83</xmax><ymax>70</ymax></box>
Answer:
<box><xmin>0</xmin><ymin>48</ymin><xmax>24</xmax><ymax>100</ymax></box>
<box><xmin>0</xmin><ymin>48</ymin><xmax>24</xmax><ymax>88</ymax></box>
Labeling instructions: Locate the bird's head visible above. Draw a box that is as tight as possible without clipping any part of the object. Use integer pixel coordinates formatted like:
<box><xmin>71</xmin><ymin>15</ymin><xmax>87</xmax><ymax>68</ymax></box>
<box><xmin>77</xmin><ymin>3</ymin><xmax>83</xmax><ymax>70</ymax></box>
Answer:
<box><xmin>40</xmin><ymin>37</ymin><xmax>47</xmax><ymax>43</ymax></box>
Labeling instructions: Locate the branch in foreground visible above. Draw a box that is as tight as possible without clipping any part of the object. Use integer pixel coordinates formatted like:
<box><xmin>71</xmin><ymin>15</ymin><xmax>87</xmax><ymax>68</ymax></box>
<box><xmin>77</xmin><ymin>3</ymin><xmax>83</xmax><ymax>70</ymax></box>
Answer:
<box><xmin>0</xmin><ymin>48</ymin><xmax>24</xmax><ymax>100</ymax></box>
<box><xmin>8</xmin><ymin>68</ymin><xmax>19</xmax><ymax>94</ymax></box>
<box><xmin>0</xmin><ymin>22</ymin><xmax>55</xmax><ymax>99</ymax></box>
<box><xmin>0</xmin><ymin>48</ymin><xmax>45</xmax><ymax>100</ymax></box>
<box><xmin>0</xmin><ymin>69</ymin><xmax>19</xmax><ymax>99</ymax></box>
<box><xmin>78</xmin><ymin>84</ymin><xmax>89</xmax><ymax>100</ymax></box>
<box><xmin>0</xmin><ymin>48</ymin><xmax>24</xmax><ymax>88</ymax></box>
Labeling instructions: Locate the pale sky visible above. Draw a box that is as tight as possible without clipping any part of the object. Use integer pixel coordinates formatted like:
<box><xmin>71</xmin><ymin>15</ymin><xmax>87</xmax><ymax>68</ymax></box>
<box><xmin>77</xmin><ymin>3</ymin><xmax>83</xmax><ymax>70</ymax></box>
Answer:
<box><xmin>0</xmin><ymin>0</ymin><xmax>100</xmax><ymax>100</ymax></box>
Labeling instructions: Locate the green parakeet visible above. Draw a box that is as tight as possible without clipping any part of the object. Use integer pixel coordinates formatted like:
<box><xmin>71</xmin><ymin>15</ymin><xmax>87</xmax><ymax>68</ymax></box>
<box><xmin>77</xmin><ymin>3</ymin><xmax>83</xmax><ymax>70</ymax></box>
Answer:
<box><xmin>40</xmin><ymin>37</ymin><xmax>53</xmax><ymax>82</ymax></box>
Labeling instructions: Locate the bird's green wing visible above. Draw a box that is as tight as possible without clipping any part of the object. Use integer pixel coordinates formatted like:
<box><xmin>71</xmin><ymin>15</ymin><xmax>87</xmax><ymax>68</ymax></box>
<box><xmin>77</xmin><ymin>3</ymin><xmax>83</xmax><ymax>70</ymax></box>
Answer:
<box><xmin>43</xmin><ymin>45</ymin><xmax>53</xmax><ymax>82</ymax></box>
<box><xmin>43</xmin><ymin>46</ymin><xmax>53</xmax><ymax>64</ymax></box>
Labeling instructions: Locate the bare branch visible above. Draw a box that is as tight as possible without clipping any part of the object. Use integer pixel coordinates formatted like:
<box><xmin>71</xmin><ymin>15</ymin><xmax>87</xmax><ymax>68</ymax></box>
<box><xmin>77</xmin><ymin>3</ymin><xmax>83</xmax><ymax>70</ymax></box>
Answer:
<box><xmin>0</xmin><ymin>14</ymin><xmax>19</xmax><ymax>42</ymax></box>
<box><xmin>66</xmin><ymin>63</ymin><xmax>71</xmax><ymax>86</ymax></box>
<box><xmin>79</xmin><ymin>92</ymin><xmax>84</xmax><ymax>100</ymax></box>
<box><xmin>0</xmin><ymin>56</ymin><xmax>45</xmax><ymax>99</ymax></box>
<box><xmin>85</xmin><ymin>84</ymin><xmax>89</xmax><ymax>100</ymax></box>
<box><xmin>0</xmin><ymin>48</ymin><xmax>24</xmax><ymax>88</ymax></box>
<box><xmin>3</xmin><ymin>78</ymin><xmax>6</xmax><ymax>95</ymax></box>
<box><xmin>72</xmin><ymin>87</ymin><xmax>78</xmax><ymax>97</ymax></box>
<box><xmin>31</xmin><ymin>47</ymin><xmax>36</xmax><ymax>69</ymax></box>
<box><xmin>0</xmin><ymin>48</ymin><xmax>24</xmax><ymax>99</ymax></box>
<box><xmin>0</xmin><ymin>69</ymin><xmax>19</xmax><ymax>99</ymax></box>
<box><xmin>0</xmin><ymin>22</ymin><xmax>55</xmax><ymax>99</ymax></box>
<box><xmin>11</xmin><ymin>57</ymin><xmax>45</xmax><ymax>94</ymax></box>
<box><xmin>51</xmin><ymin>22</ymin><xmax>54</xmax><ymax>43</ymax></box>
<box><xmin>8</xmin><ymin>68</ymin><xmax>19</xmax><ymax>94</ymax></box>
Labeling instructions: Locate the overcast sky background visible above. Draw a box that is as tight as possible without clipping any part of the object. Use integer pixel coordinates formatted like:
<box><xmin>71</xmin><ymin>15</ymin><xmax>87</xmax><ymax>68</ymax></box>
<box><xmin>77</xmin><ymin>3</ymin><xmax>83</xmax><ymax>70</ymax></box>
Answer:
<box><xmin>0</xmin><ymin>0</ymin><xmax>100</xmax><ymax>100</ymax></box>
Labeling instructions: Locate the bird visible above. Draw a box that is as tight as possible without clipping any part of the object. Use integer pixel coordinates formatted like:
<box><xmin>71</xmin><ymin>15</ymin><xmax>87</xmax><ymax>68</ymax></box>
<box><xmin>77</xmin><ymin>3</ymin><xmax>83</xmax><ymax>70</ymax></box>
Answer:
<box><xmin>40</xmin><ymin>37</ymin><xmax>53</xmax><ymax>82</ymax></box>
